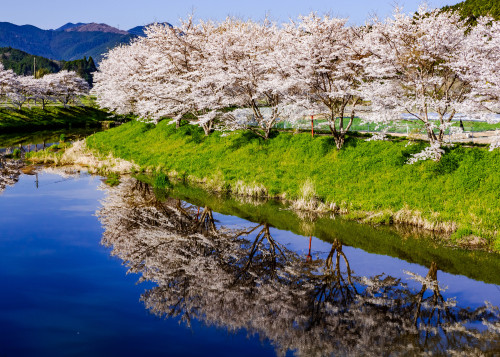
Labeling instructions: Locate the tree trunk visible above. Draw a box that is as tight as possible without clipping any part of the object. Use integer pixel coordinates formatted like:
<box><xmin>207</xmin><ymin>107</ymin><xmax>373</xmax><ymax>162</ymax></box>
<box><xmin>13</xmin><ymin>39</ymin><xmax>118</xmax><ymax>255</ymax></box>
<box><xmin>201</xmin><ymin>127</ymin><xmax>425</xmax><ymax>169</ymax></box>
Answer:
<box><xmin>439</xmin><ymin>129</ymin><xmax>445</xmax><ymax>143</ymax></box>
<box><xmin>333</xmin><ymin>133</ymin><xmax>345</xmax><ymax>150</ymax></box>
<box><xmin>202</xmin><ymin>120</ymin><xmax>213</xmax><ymax>136</ymax></box>
<box><xmin>264</xmin><ymin>127</ymin><xmax>271</xmax><ymax>140</ymax></box>
<box><xmin>425</xmin><ymin>126</ymin><xmax>438</xmax><ymax>143</ymax></box>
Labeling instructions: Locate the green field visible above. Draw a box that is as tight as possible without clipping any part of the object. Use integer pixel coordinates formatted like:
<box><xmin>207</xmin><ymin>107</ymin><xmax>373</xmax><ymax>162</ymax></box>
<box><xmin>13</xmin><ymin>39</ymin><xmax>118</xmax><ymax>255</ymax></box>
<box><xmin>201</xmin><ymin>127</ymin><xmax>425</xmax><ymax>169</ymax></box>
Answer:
<box><xmin>277</xmin><ymin>117</ymin><xmax>500</xmax><ymax>134</ymax></box>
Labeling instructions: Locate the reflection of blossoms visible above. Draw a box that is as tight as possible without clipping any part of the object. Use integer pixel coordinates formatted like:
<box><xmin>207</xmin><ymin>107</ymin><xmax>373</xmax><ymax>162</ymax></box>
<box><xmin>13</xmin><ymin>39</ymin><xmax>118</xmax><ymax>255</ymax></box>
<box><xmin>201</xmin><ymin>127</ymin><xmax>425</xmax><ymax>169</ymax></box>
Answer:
<box><xmin>98</xmin><ymin>178</ymin><xmax>500</xmax><ymax>356</ymax></box>
<box><xmin>42</xmin><ymin>166</ymin><xmax>82</xmax><ymax>179</ymax></box>
<box><xmin>0</xmin><ymin>156</ymin><xmax>23</xmax><ymax>194</ymax></box>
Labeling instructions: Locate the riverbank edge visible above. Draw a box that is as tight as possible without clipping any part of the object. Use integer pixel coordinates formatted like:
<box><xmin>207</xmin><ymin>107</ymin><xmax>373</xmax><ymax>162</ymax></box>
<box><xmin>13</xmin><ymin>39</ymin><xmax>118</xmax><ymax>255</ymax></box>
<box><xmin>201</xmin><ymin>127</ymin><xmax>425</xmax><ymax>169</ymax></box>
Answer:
<box><xmin>25</xmin><ymin>140</ymin><xmax>498</xmax><ymax>253</ymax></box>
<box><xmin>0</xmin><ymin>106</ymin><xmax>129</xmax><ymax>133</ymax></box>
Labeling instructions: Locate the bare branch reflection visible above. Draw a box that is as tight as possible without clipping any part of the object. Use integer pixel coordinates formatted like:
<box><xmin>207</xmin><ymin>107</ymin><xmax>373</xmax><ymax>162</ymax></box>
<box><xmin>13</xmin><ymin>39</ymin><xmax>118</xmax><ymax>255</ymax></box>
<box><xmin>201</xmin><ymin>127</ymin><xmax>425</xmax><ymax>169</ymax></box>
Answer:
<box><xmin>98</xmin><ymin>178</ymin><xmax>500</xmax><ymax>356</ymax></box>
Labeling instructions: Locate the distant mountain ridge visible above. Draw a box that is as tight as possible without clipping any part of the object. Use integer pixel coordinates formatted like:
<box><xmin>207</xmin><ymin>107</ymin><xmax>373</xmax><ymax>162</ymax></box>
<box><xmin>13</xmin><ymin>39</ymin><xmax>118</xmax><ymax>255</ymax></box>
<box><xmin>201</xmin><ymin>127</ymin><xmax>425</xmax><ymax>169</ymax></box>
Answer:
<box><xmin>65</xmin><ymin>23</ymin><xmax>129</xmax><ymax>35</ymax></box>
<box><xmin>55</xmin><ymin>22</ymin><xmax>88</xmax><ymax>31</ymax></box>
<box><xmin>0</xmin><ymin>22</ymin><xmax>133</xmax><ymax>61</ymax></box>
<box><xmin>128</xmin><ymin>22</ymin><xmax>173</xmax><ymax>36</ymax></box>
<box><xmin>0</xmin><ymin>21</ymin><xmax>170</xmax><ymax>62</ymax></box>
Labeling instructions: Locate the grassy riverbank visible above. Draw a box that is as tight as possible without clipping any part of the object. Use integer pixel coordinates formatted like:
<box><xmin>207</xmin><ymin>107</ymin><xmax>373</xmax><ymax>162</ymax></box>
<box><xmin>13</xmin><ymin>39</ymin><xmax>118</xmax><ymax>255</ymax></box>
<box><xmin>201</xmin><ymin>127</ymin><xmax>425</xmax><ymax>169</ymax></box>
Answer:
<box><xmin>165</xmin><ymin>184</ymin><xmax>500</xmax><ymax>285</ymax></box>
<box><xmin>83</xmin><ymin>120</ymin><xmax>500</xmax><ymax>250</ymax></box>
<box><xmin>0</xmin><ymin>106</ymin><xmax>124</xmax><ymax>133</ymax></box>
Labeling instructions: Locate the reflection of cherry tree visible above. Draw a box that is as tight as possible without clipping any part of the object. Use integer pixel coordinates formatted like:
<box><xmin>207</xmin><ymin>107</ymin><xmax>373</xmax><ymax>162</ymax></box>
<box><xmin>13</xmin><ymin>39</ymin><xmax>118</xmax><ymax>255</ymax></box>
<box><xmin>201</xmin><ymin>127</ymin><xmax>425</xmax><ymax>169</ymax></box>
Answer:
<box><xmin>0</xmin><ymin>156</ymin><xmax>23</xmax><ymax>195</ymax></box>
<box><xmin>402</xmin><ymin>261</ymin><xmax>500</xmax><ymax>354</ymax></box>
<box><xmin>306</xmin><ymin>239</ymin><xmax>358</xmax><ymax>324</ymax></box>
<box><xmin>98</xmin><ymin>178</ymin><xmax>500</xmax><ymax>356</ymax></box>
<box><xmin>232</xmin><ymin>223</ymin><xmax>289</xmax><ymax>283</ymax></box>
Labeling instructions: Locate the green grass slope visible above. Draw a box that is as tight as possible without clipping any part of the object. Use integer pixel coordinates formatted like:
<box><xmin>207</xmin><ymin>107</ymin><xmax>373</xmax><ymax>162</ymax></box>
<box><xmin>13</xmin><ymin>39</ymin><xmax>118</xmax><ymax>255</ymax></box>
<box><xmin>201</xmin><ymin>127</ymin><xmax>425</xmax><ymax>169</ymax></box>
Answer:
<box><xmin>87</xmin><ymin>121</ymin><xmax>500</xmax><ymax>249</ymax></box>
<box><xmin>165</xmin><ymin>184</ymin><xmax>500</xmax><ymax>285</ymax></box>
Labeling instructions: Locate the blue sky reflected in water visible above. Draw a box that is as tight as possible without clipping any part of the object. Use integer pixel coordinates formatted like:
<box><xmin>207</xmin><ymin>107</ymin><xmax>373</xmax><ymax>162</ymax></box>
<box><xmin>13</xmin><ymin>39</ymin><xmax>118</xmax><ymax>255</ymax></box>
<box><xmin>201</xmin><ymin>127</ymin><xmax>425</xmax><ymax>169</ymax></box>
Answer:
<box><xmin>0</xmin><ymin>172</ymin><xmax>276</xmax><ymax>357</ymax></box>
<box><xmin>215</xmin><ymin>211</ymin><xmax>500</xmax><ymax>308</ymax></box>
<box><xmin>1</xmin><ymin>171</ymin><xmax>499</xmax><ymax>356</ymax></box>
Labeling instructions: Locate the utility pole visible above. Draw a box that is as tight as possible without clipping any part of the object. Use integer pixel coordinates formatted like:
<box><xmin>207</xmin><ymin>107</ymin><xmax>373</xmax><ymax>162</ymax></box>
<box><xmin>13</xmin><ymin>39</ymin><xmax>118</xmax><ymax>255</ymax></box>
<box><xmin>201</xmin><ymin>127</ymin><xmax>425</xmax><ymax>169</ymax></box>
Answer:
<box><xmin>311</xmin><ymin>115</ymin><xmax>314</xmax><ymax>137</ymax></box>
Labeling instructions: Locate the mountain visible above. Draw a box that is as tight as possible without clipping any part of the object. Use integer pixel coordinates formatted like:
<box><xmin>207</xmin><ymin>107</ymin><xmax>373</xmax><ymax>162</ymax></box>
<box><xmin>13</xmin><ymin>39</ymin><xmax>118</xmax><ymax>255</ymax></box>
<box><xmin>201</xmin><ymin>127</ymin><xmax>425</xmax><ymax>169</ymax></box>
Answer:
<box><xmin>0</xmin><ymin>47</ymin><xmax>97</xmax><ymax>85</ymax></box>
<box><xmin>55</xmin><ymin>22</ymin><xmax>88</xmax><ymax>31</ymax></box>
<box><xmin>0</xmin><ymin>22</ymin><xmax>133</xmax><ymax>61</ymax></box>
<box><xmin>443</xmin><ymin>0</ymin><xmax>500</xmax><ymax>21</ymax></box>
<box><xmin>65</xmin><ymin>23</ymin><xmax>129</xmax><ymax>35</ymax></box>
<box><xmin>128</xmin><ymin>22</ymin><xmax>172</xmax><ymax>36</ymax></box>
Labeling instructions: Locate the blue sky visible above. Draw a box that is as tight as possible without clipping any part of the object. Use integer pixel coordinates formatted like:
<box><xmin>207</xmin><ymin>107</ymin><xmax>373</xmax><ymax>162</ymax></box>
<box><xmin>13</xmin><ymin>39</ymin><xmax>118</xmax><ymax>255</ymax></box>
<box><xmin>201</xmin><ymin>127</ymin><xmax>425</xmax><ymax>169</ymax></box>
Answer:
<box><xmin>1</xmin><ymin>0</ymin><xmax>458</xmax><ymax>30</ymax></box>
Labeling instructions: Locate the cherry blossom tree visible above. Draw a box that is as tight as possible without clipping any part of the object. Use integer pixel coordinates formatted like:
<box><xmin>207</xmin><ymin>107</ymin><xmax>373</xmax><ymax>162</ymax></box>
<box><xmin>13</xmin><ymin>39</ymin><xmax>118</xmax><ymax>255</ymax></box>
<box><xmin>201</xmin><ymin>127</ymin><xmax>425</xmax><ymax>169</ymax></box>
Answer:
<box><xmin>91</xmin><ymin>10</ymin><xmax>500</xmax><ymax>150</ymax></box>
<box><xmin>281</xmin><ymin>14</ymin><xmax>367</xmax><ymax>149</ymax></box>
<box><xmin>133</xmin><ymin>20</ymin><xmax>202</xmax><ymax>127</ymax></box>
<box><xmin>30</xmin><ymin>76</ymin><xmax>56</xmax><ymax>110</ymax></box>
<box><xmin>0</xmin><ymin>64</ymin><xmax>18</xmax><ymax>103</ymax></box>
<box><xmin>44</xmin><ymin>70</ymin><xmax>89</xmax><ymax>107</ymax></box>
<box><xmin>92</xmin><ymin>41</ymin><xmax>150</xmax><ymax>116</ymax></box>
<box><xmin>7</xmin><ymin>75</ymin><xmax>31</xmax><ymax>110</ymax></box>
<box><xmin>453</xmin><ymin>16</ymin><xmax>500</xmax><ymax>151</ymax></box>
<box><xmin>93</xmin><ymin>20</ymin><xmax>221</xmax><ymax>133</ymax></box>
<box><xmin>454</xmin><ymin>17</ymin><xmax>500</xmax><ymax>116</ymax></box>
<box><xmin>201</xmin><ymin>18</ymin><xmax>297</xmax><ymax>139</ymax></box>
<box><xmin>1</xmin><ymin>64</ymin><xmax>87</xmax><ymax>110</ymax></box>
<box><xmin>361</xmin><ymin>6</ymin><xmax>470</xmax><ymax>161</ymax></box>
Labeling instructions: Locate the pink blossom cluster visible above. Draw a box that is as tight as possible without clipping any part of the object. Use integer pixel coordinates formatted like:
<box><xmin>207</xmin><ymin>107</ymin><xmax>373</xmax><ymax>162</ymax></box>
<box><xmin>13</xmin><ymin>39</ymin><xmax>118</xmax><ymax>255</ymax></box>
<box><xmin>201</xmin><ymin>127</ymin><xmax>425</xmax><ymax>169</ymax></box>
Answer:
<box><xmin>92</xmin><ymin>6</ymin><xmax>500</xmax><ymax>156</ymax></box>
<box><xmin>0</xmin><ymin>65</ymin><xmax>89</xmax><ymax>109</ymax></box>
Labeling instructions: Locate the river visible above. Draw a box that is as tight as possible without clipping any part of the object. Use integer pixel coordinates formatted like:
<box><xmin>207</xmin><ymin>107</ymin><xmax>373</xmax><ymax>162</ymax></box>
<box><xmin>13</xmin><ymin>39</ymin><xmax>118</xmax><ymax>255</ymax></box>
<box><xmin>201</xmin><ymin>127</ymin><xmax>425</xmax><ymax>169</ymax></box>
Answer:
<box><xmin>0</xmin><ymin>159</ymin><xmax>499</xmax><ymax>356</ymax></box>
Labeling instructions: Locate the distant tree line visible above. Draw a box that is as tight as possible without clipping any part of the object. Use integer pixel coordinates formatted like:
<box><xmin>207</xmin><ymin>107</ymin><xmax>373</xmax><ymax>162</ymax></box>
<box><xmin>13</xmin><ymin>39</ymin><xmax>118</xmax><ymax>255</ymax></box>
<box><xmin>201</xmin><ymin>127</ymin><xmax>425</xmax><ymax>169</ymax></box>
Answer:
<box><xmin>61</xmin><ymin>57</ymin><xmax>97</xmax><ymax>86</ymax></box>
<box><xmin>0</xmin><ymin>47</ymin><xmax>97</xmax><ymax>85</ymax></box>
<box><xmin>443</xmin><ymin>0</ymin><xmax>500</xmax><ymax>22</ymax></box>
<box><xmin>0</xmin><ymin>63</ymin><xmax>89</xmax><ymax>110</ymax></box>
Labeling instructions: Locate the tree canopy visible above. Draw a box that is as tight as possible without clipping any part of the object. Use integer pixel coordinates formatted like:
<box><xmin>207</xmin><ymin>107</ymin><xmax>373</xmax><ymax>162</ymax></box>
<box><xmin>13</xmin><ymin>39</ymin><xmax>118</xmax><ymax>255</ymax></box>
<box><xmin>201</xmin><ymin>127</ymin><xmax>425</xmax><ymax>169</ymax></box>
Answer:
<box><xmin>443</xmin><ymin>0</ymin><xmax>500</xmax><ymax>21</ymax></box>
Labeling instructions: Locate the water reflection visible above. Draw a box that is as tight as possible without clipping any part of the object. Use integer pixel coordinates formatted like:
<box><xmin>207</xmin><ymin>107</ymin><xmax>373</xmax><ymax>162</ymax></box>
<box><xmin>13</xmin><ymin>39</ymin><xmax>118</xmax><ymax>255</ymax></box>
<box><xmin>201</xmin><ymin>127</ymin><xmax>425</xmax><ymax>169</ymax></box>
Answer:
<box><xmin>0</xmin><ymin>156</ymin><xmax>23</xmax><ymax>194</ymax></box>
<box><xmin>98</xmin><ymin>178</ymin><xmax>500</xmax><ymax>356</ymax></box>
<box><xmin>0</xmin><ymin>128</ymin><xmax>102</xmax><ymax>154</ymax></box>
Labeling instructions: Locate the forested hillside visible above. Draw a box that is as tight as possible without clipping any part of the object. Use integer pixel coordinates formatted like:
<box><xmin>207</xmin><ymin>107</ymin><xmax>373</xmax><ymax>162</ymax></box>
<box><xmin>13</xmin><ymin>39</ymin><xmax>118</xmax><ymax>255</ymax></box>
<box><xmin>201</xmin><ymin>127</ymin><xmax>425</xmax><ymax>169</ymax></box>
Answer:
<box><xmin>0</xmin><ymin>47</ymin><xmax>97</xmax><ymax>85</ymax></box>
<box><xmin>0</xmin><ymin>47</ymin><xmax>59</xmax><ymax>76</ymax></box>
<box><xmin>62</xmin><ymin>57</ymin><xmax>97</xmax><ymax>85</ymax></box>
<box><xmin>443</xmin><ymin>0</ymin><xmax>500</xmax><ymax>20</ymax></box>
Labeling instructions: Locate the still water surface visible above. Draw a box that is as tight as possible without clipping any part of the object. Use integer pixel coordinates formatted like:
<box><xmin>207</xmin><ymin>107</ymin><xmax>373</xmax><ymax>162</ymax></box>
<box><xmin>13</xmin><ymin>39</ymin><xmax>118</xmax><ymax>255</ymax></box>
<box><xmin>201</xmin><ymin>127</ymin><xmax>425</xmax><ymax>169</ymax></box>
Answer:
<box><xmin>0</xmin><ymin>167</ymin><xmax>499</xmax><ymax>356</ymax></box>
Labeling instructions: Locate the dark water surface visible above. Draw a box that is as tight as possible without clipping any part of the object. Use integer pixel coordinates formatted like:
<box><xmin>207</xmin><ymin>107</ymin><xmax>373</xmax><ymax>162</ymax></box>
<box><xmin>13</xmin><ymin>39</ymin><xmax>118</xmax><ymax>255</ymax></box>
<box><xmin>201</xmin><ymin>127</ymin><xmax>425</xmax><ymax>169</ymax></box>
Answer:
<box><xmin>0</xmin><ymin>128</ymin><xmax>102</xmax><ymax>154</ymax></box>
<box><xmin>0</xmin><ymin>168</ymin><xmax>499</xmax><ymax>356</ymax></box>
